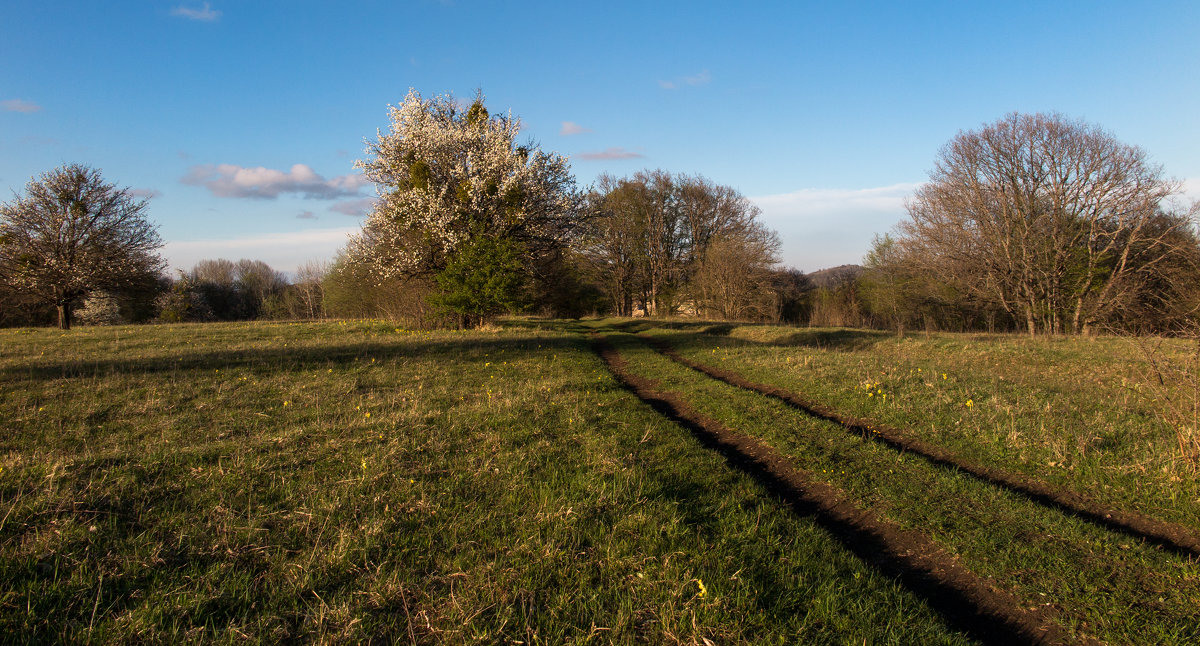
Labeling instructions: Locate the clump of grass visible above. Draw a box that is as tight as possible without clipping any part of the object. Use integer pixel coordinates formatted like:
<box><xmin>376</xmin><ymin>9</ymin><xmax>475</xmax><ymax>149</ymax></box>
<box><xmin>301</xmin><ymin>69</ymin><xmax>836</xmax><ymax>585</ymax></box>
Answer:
<box><xmin>1130</xmin><ymin>332</ymin><xmax>1200</xmax><ymax>474</ymax></box>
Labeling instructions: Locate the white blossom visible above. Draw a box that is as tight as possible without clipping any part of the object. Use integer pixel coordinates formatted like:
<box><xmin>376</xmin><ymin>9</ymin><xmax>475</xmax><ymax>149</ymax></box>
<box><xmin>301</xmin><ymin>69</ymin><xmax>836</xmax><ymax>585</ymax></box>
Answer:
<box><xmin>349</xmin><ymin>90</ymin><xmax>584</xmax><ymax>280</ymax></box>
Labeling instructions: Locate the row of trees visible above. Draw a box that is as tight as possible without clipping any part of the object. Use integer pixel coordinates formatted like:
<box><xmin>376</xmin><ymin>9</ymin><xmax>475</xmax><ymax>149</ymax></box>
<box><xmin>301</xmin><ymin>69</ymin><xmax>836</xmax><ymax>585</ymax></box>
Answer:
<box><xmin>2</xmin><ymin>95</ymin><xmax>1196</xmax><ymax>334</ymax></box>
<box><xmin>582</xmin><ymin>171</ymin><xmax>781</xmax><ymax>319</ymax></box>
<box><xmin>341</xmin><ymin>95</ymin><xmax>1196</xmax><ymax>334</ymax></box>
<box><xmin>341</xmin><ymin>90</ymin><xmax>797</xmax><ymax>327</ymax></box>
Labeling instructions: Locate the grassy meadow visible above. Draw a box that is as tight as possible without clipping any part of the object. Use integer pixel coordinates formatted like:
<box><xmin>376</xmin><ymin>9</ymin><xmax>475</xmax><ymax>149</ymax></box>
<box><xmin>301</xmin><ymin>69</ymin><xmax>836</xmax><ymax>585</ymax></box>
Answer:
<box><xmin>1</xmin><ymin>318</ymin><xmax>1197</xmax><ymax>644</ymax></box>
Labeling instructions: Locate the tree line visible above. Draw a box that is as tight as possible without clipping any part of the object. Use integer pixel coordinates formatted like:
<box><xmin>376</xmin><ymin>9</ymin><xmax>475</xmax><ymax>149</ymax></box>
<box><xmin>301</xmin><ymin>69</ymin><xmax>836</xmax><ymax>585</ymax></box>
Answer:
<box><xmin>2</xmin><ymin>95</ymin><xmax>1196</xmax><ymax>335</ymax></box>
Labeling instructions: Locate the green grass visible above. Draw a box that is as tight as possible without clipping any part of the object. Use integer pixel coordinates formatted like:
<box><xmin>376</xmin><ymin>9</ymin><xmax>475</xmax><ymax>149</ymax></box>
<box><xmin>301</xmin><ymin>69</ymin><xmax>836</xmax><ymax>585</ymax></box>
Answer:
<box><xmin>587</xmin><ymin>326</ymin><xmax>1200</xmax><ymax>645</ymax></box>
<box><xmin>614</xmin><ymin>319</ymin><xmax>1200</xmax><ymax>529</ymax></box>
<box><xmin>0</xmin><ymin>320</ymin><xmax>977</xmax><ymax>644</ymax></box>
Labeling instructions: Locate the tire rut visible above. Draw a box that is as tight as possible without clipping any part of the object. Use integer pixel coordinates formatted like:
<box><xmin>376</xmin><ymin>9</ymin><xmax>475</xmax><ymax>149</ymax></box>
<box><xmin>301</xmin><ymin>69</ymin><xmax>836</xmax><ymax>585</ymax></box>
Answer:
<box><xmin>641</xmin><ymin>332</ymin><xmax>1200</xmax><ymax>558</ymax></box>
<box><xmin>592</xmin><ymin>333</ymin><xmax>1087</xmax><ymax>646</ymax></box>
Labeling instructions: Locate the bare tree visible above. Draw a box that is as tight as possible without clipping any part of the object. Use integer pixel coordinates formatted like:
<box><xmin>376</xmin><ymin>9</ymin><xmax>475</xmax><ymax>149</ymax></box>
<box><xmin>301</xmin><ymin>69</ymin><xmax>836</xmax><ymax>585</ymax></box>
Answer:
<box><xmin>583</xmin><ymin>170</ymin><xmax>778</xmax><ymax>318</ymax></box>
<box><xmin>233</xmin><ymin>259</ymin><xmax>288</xmax><ymax>317</ymax></box>
<box><xmin>0</xmin><ymin>164</ymin><xmax>164</xmax><ymax>329</ymax></box>
<box><xmin>293</xmin><ymin>260</ymin><xmax>328</xmax><ymax>319</ymax></box>
<box><xmin>689</xmin><ymin>228</ymin><xmax>780</xmax><ymax>320</ymax></box>
<box><xmin>626</xmin><ymin>170</ymin><xmax>685</xmax><ymax>315</ymax></box>
<box><xmin>191</xmin><ymin>258</ymin><xmax>238</xmax><ymax>286</ymax></box>
<box><xmin>902</xmin><ymin>113</ymin><xmax>1190</xmax><ymax>336</ymax></box>
<box><xmin>188</xmin><ymin>258</ymin><xmax>288</xmax><ymax>320</ymax></box>
<box><xmin>580</xmin><ymin>175</ymin><xmax>647</xmax><ymax>316</ymax></box>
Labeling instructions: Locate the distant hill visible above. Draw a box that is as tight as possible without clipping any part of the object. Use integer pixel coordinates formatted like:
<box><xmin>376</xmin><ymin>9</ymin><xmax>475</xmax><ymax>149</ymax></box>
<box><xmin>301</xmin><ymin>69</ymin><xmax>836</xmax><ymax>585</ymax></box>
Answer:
<box><xmin>805</xmin><ymin>264</ymin><xmax>863</xmax><ymax>289</ymax></box>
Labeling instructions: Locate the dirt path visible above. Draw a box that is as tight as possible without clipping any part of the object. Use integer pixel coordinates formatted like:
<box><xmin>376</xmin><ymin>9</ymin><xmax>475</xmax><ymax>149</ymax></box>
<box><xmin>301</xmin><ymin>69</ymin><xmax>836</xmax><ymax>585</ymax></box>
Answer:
<box><xmin>641</xmin><ymin>333</ymin><xmax>1200</xmax><ymax>558</ymax></box>
<box><xmin>592</xmin><ymin>334</ymin><xmax>1087</xmax><ymax>646</ymax></box>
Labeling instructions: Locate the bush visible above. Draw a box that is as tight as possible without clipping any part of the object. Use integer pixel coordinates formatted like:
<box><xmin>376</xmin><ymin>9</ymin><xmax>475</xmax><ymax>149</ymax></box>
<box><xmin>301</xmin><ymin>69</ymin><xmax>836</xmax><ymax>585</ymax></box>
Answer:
<box><xmin>76</xmin><ymin>291</ymin><xmax>124</xmax><ymax>326</ymax></box>
<box><xmin>322</xmin><ymin>255</ymin><xmax>442</xmax><ymax>326</ymax></box>
<box><xmin>155</xmin><ymin>276</ymin><xmax>213</xmax><ymax>323</ymax></box>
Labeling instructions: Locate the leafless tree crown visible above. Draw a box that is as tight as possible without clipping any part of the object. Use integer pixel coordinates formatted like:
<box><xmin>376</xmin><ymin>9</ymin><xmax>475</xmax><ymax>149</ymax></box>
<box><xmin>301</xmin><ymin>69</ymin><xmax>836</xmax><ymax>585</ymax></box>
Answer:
<box><xmin>901</xmin><ymin>112</ymin><xmax>1193</xmax><ymax>335</ymax></box>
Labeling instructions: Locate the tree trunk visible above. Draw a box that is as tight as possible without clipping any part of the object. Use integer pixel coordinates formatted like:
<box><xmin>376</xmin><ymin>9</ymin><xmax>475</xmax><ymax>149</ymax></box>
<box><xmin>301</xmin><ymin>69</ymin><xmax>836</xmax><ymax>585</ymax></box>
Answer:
<box><xmin>57</xmin><ymin>303</ymin><xmax>72</xmax><ymax>330</ymax></box>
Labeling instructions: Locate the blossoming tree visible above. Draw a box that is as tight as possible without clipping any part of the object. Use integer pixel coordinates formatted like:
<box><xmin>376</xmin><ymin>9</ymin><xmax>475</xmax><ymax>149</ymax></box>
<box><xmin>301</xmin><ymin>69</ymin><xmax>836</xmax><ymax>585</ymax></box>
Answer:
<box><xmin>0</xmin><ymin>164</ymin><xmax>165</xmax><ymax>329</ymax></box>
<box><xmin>350</xmin><ymin>90</ymin><xmax>585</xmax><ymax>311</ymax></box>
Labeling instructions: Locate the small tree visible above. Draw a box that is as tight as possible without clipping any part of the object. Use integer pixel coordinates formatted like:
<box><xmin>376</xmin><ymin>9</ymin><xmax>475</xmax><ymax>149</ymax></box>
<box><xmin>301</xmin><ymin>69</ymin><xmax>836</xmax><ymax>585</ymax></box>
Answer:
<box><xmin>0</xmin><ymin>164</ymin><xmax>164</xmax><ymax>329</ymax></box>
<box><xmin>189</xmin><ymin>258</ymin><xmax>289</xmax><ymax>320</ymax></box>
<box><xmin>430</xmin><ymin>235</ymin><xmax>527</xmax><ymax>327</ymax></box>
<box><xmin>292</xmin><ymin>260</ymin><xmax>328</xmax><ymax>319</ymax></box>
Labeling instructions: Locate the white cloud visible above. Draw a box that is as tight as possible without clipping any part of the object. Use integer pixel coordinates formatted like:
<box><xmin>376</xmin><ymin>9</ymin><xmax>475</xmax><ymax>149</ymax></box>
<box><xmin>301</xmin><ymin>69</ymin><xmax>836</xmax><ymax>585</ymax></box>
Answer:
<box><xmin>163</xmin><ymin>226</ymin><xmax>359</xmax><ymax>275</ymax></box>
<box><xmin>2</xmin><ymin>99</ymin><xmax>42</xmax><ymax>113</ymax></box>
<box><xmin>296</xmin><ymin>210</ymin><xmax>317</xmax><ymax>220</ymax></box>
<box><xmin>575</xmin><ymin>147</ymin><xmax>645</xmax><ymax>161</ymax></box>
<box><xmin>182</xmin><ymin>163</ymin><xmax>369</xmax><ymax>199</ymax></box>
<box><xmin>329</xmin><ymin>197</ymin><xmax>378</xmax><ymax>216</ymax></box>
<box><xmin>750</xmin><ymin>183</ymin><xmax>920</xmax><ymax>272</ymax></box>
<box><xmin>560</xmin><ymin>121</ymin><xmax>592</xmax><ymax>136</ymax></box>
<box><xmin>658</xmin><ymin>70</ymin><xmax>711</xmax><ymax>90</ymax></box>
<box><xmin>171</xmin><ymin>2</ymin><xmax>221</xmax><ymax>21</ymax></box>
<box><xmin>128</xmin><ymin>188</ymin><xmax>161</xmax><ymax>199</ymax></box>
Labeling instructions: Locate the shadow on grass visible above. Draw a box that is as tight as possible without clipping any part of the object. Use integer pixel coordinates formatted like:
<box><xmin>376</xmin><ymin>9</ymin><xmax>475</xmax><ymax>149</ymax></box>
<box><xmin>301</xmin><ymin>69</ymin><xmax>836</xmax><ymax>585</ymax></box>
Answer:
<box><xmin>610</xmin><ymin>325</ymin><xmax>894</xmax><ymax>355</ymax></box>
<box><xmin>771</xmin><ymin>328</ymin><xmax>893</xmax><ymax>350</ymax></box>
<box><xmin>559</xmin><ymin>318</ymin><xmax>897</xmax><ymax>352</ymax></box>
<box><xmin>3</xmin><ymin>332</ymin><xmax>586</xmax><ymax>382</ymax></box>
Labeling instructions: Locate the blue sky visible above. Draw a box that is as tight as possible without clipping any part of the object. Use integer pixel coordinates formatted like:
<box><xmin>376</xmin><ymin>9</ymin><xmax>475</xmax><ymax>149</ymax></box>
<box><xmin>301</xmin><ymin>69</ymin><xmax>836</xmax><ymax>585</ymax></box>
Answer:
<box><xmin>2</xmin><ymin>1</ymin><xmax>1198</xmax><ymax>274</ymax></box>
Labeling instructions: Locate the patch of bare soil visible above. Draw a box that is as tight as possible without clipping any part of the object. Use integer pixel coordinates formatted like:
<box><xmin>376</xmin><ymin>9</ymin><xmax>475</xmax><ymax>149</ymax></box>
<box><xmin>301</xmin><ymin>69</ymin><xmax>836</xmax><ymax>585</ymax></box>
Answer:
<box><xmin>593</xmin><ymin>334</ymin><xmax>1086</xmax><ymax>646</ymax></box>
<box><xmin>642</xmin><ymin>333</ymin><xmax>1200</xmax><ymax>558</ymax></box>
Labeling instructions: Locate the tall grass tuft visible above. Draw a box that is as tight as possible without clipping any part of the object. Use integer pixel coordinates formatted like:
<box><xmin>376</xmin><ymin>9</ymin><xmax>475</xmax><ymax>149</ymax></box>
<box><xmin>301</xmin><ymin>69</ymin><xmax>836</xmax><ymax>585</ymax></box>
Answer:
<box><xmin>1133</xmin><ymin>331</ymin><xmax>1200</xmax><ymax>474</ymax></box>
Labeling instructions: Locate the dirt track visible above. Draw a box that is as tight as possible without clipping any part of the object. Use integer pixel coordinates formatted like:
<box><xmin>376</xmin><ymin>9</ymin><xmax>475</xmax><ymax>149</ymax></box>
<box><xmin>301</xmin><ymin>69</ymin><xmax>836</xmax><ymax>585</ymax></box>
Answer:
<box><xmin>593</xmin><ymin>333</ymin><xmax>1086</xmax><ymax>646</ymax></box>
<box><xmin>642</xmin><ymin>333</ymin><xmax>1200</xmax><ymax>558</ymax></box>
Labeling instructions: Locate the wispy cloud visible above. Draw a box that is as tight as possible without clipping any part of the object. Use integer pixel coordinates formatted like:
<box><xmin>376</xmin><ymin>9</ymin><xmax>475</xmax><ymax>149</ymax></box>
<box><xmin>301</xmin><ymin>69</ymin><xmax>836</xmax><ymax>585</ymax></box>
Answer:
<box><xmin>163</xmin><ymin>227</ymin><xmax>359</xmax><ymax>275</ymax></box>
<box><xmin>329</xmin><ymin>197</ymin><xmax>379</xmax><ymax>216</ymax></box>
<box><xmin>749</xmin><ymin>183</ymin><xmax>920</xmax><ymax>271</ymax></box>
<box><xmin>658</xmin><ymin>69</ymin><xmax>711</xmax><ymax>90</ymax></box>
<box><xmin>182</xmin><ymin>163</ymin><xmax>369</xmax><ymax>199</ymax></box>
<box><xmin>296</xmin><ymin>210</ymin><xmax>318</xmax><ymax>220</ymax></box>
<box><xmin>172</xmin><ymin>2</ymin><xmax>221</xmax><ymax>21</ymax></box>
<box><xmin>575</xmin><ymin>147</ymin><xmax>645</xmax><ymax>161</ymax></box>
<box><xmin>559</xmin><ymin>121</ymin><xmax>592</xmax><ymax>136</ymax></box>
<box><xmin>2</xmin><ymin>99</ymin><xmax>42</xmax><ymax>113</ymax></box>
<box><xmin>128</xmin><ymin>188</ymin><xmax>161</xmax><ymax>199</ymax></box>
<box><xmin>751</xmin><ymin>183</ymin><xmax>920</xmax><ymax>217</ymax></box>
